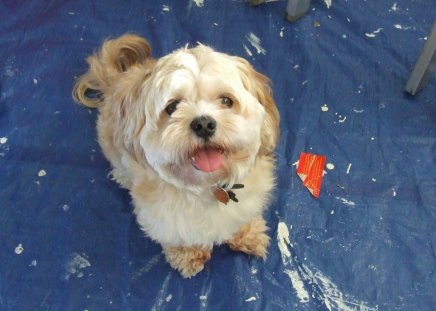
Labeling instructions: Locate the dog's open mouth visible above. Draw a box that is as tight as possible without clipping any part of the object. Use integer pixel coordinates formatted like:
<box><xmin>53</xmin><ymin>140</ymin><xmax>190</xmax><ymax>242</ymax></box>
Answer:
<box><xmin>191</xmin><ymin>147</ymin><xmax>225</xmax><ymax>173</ymax></box>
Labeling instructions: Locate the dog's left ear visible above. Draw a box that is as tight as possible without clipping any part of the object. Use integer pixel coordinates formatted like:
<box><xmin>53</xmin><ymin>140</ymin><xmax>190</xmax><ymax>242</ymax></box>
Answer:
<box><xmin>234</xmin><ymin>57</ymin><xmax>280</xmax><ymax>156</ymax></box>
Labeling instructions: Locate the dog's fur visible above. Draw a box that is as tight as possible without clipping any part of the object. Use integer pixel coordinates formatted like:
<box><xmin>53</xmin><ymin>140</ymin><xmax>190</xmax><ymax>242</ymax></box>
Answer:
<box><xmin>73</xmin><ymin>34</ymin><xmax>279</xmax><ymax>278</ymax></box>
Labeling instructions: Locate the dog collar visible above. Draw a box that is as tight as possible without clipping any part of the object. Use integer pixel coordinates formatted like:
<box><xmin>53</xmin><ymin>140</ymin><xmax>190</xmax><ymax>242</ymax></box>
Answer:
<box><xmin>214</xmin><ymin>184</ymin><xmax>244</xmax><ymax>205</ymax></box>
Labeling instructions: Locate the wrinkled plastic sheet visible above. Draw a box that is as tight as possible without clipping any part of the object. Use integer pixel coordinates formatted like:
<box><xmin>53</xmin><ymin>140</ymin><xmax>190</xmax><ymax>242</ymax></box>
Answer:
<box><xmin>0</xmin><ymin>0</ymin><xmax>435</xmax><ymax>310</ymax></box>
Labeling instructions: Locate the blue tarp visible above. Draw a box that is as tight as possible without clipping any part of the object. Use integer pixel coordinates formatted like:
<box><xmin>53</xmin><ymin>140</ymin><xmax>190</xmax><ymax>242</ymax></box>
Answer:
<box><xmin>1</xmin><ymin>0</ymin><xmax>435</xmax><ymax>310</ymax></box>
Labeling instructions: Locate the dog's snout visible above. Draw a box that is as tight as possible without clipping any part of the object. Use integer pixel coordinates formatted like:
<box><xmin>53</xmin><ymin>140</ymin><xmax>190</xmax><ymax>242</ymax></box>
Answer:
<box><xmin>190</xmin><ymin>116</ymin><xmax>216</xmax><ymax>139</ymax></box>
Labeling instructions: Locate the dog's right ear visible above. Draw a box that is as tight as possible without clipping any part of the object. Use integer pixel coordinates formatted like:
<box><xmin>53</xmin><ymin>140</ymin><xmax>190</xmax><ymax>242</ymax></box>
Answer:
<box><xmin>73</xmin><ymin>34</ymin><xmax>154</xmax><ymax>107</ymax></box>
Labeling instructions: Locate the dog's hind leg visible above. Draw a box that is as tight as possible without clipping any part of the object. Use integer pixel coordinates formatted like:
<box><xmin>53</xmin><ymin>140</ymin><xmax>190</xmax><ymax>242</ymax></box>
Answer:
<box><xmin>227</xmin><ymin>217</ymin><xmax>270</xmax><ymax>259</ymax></box>
<box><xmin>163</xmin><ymin>245</ymin><xmax>212</xmax><ymax>278</ymax></box>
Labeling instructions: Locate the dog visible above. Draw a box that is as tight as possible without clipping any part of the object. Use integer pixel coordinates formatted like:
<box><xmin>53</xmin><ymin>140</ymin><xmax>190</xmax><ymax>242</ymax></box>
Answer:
<box><xmin>73</xmin><ymin>34</ymin><xmax>279</xmax><ymax>278</ymax></box>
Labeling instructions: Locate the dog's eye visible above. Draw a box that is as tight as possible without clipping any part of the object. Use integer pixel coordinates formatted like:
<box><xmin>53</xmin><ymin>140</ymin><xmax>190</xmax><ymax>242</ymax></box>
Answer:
<box><xmin>220</xmin><ymin>97</ymin><xmax>233</xmax><ymax>108</ymax></box>
<box><xmin>165</xmin><ymin>100</ymin><xmax>180</xmax><ymax>115</ymax></box>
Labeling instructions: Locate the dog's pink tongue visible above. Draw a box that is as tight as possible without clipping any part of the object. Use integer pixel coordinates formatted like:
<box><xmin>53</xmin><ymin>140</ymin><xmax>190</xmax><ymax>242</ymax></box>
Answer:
<box><xmin>193</xmin><ymin>148</ymin><xmax>224</xmax><ymax>173</ymax></box>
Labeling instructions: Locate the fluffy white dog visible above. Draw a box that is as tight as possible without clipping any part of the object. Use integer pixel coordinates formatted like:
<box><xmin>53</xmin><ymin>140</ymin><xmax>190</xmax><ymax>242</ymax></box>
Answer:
<box><xmin>74</xmin><ymin>34</ymin><xmax>279</xmax><ymax>277</ymax></box>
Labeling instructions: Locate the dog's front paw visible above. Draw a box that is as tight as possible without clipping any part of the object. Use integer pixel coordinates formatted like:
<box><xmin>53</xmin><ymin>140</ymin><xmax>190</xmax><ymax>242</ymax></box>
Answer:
<box><xmin>163</xmin><ymin>246</ymin><xmax>212</xmax><ymax>278</ymax></box>
<box><xmin>227</xmin><ymin>217</ymin><xmax>270</xmax><ymax>260</ymax></box>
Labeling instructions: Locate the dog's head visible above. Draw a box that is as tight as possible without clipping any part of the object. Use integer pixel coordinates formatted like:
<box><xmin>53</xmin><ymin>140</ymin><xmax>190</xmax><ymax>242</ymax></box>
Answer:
<box><xmin>81</xmin><ymin>36</ymin><xmax>279</xmax><ymax>189</ymax></box>
<box><xmin>138</xmin><ymin>44</ymin><xmax>279</xmax><ymax>188</ymax></box>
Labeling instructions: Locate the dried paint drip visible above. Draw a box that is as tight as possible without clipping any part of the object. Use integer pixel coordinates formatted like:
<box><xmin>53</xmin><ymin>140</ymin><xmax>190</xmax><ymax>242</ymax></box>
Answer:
<box><xmin>66</xmin><ymin>253</ymin><xmax>91</xmax><ymax>280</ymax></box>
<box><xmin>38</xmin><ymin>170</ymin><xmax>47</xmax><ymax>177</ymax></box>
<box><xmin>15</xmin><ymin>243</ymin><xmax>24</xmax><ymax>255</ymax></box>
<box><xmin>365</xmin><ymin>28</ymin><xmax>383</xmax><ymax>38</ymax></box>
<box><xmin>192</xmin><ymin>0</ymin><xmax>204</xmax><ymax>7</ymax></box>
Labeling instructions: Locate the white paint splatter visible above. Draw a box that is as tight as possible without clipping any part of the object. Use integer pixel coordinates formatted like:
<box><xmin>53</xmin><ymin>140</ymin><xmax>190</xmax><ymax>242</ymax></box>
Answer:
<box><xmin>243</xmin><ymin>44</ymin><xmax>253</xmax><ymax>57</ymax></box>
<box><xmin>0</xmin><ymin>137</ymin><xmax>7</xmax><ymax>144</ymax></box>
<box><xmin>321</xmin><ymin>104</ymin><xmax>329</xmax><ymax>112</ymax></box>
<box><xmin>372</xmin><ymin>178</ymin><xmax>377</xmax><ymax>182</ymax></box>
<box><xmin>394</xmin><ymin>24</ymin><xmax>411</xmax><ymax>30</ymax></box>
<box><xmin>390</xmin><ymin>2</ymin><xmax>398</xmax><ymax>12</ymax></box>
<box><xmin>326</xmin><ymin>163</ymin><xmax>335</xmax><ymax>170</ymax></box>
<box><xmin>38</xmin><ymin>170</ymin><xmax>47</xmax><ymax>177</ymax></box>
<box><xmin>338</xmin><ymin>116</ymin><xmax>347</xmax><ymax>123</ymax></box>
<box><xmin>192</xmin><ymin>0</ymin><xmax>204</xmax><ymax>7</ymax></box>
<box><xmin>162</xmin><ymin>5</ymin><xmax>170</xmax><ymax>11</ymax></box>
<box><xmin>66</xmin><ymin>253</ymin><xmax>91</xmax><ymax>280</ymax></box>
<box><xmin>323</xmin><ymin>0</ymin><xmax>332</xmax><ymax>8</ymax></box>
<box><xmin>30</xmin><ymin>260</ymin><xmax>37</xmax><ymax>267</ymax></box>
<box><xmin>62</xmin><ymin>204</ymin><xmax>70</xmax><ymax>212</ymax></box>
<box><xmin>353</xmin><ymin>108</ymin><xmax>364</xmax><ymax>113</ymax></box>
<box><xmin>68</xmin><ymin>12</ymin><xmax>75</xmax><ymax>15</ymax></box>
<box><xmin>371</xmin><ymin>137</ymin><xmax>375</xmax><ymax>141</ymax></box>
<box><xmin>365</xmin><ymin>28</ymin><xmax>383</xmax><ymax>38</ymax></box>
<box><xmin>331</xmin><ymin>210</ymin><xmax>335</xmax><ymax>215</ymax></box>
<box><xmin>277</xmin><ymin>222</ymin><xmax>377</xmax><ymax>311</ymax></box>
<box><xmin>284</xmin><ymin>269</ymin><xmax>310</xmax><ymax>302</ymax></box>
<box><xmin>392</xmin><ymin>189</ymin><xmax>397</xmax><ymax>197</ymax></box>
<box><xmin>246</xmin><ymin>33</ymin><xmax>266</xmax><ymax>55</ymax></box>
<box><xmin>293</xmin><ymin>64</ymin><xmax>300</xmax><ymax>70</ymax></box>
<box><xmin>199</xmin><ymin>295</ymin><xmax>208</xmax><ymax>300</ymax></box>
<box><xmin>280</xmin><ymin>28</ymin><xmax>284</xmax><ymax>38</ymax></box>
<box><xmin>346</xmin><ymin>163</ymin><xmax>352</xmax><ymax>174</ymax></box>
<box><xmin>165</xmin><ymin>294</ymin><xmax>173</xmax><ymax>302</ymax></box>
<box><xmin>277</xmin><ymin>222</ymin><xmax>310</xmax><ymax>303</ymax></box>
<box><xmin>245</xmin><ymin>296</ymin><xmax>257</xmax><ymax>302</ymax></box>
<box><xmin>213</xmin><ymin>22</ymin><xmax>218</xmax><ymax>26</ymax></box>
<box><xmin>15</xmin><ymin>243</ymin><xmax>24</xmax><ymax>255</ymax></box>
<box><xmin>335</xmin><ymin>197</ymin><xmax>356</xmax><ymax>207</ymax></box>
<box><xmin>251</xmin><ymin>268</ymin><xmax>258</xmax><ymax>274</ymax></box>
<box><xmin>33</xmin><ymin>78</ymin><xmax>38</xmax><ymax>85</ymax></box>
<box><xmin>277</xmin><ymin>222</ymin><xmax>292</xmax><ymax>258</ymax></box>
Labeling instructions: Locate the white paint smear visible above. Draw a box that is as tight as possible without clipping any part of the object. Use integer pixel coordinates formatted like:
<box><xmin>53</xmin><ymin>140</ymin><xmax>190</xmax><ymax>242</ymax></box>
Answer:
<box><xmin>390</xmin><ymin>2</ymin><xmax>398</xmax><ymax>12</ymax></box>
<box><xmin>277</xmin><ymin>222</ymin><xmax>310</xmax><ymax>303</ymax></box>
<box><xmin>277</xmin><ymin>222</ymin><xmax>377</xmax><ymax>310</ymax></box>
<box><xmin>353</xmin><ymin>108</ymin><xmax>364</xmax><ymax>113</ymax></box>
<box><xmin>38</xmin><ymin>169</ymin><xmax>47</xmax><ymax>177</ymax></box>
<box><xmin>0</xmin><ymin>137</ymin><xmax>7</xmax><ymax>144</ymax></box>
<box><xmin>245</xmin><ymin>296</ymin><xmax>257</xmax><ymax>302</ymax></box>
<box><xmin>192</xmin><ymin>0</ymin><xmax>204</xmax><ymax>7</ymax></box>
<box><xmin>365</xmin><ymin>28</ymin><xmax>383</xmax><ymax>38</ymax></box>
<box><xmin>246</xmin><ymin>33</ymin><xmax>266</xmax><ymax>55</ymax></box>
<box><xmin>66</xmin><ymin>253</ymin><xmax>91</xmax><ymax>280</ymax></box>
<box><xmin>15</xmin><ymin>243</ymin><xmax>24</xmax><ymax>255</ymax></box>
<box><xmin>321</xmin><ymin>104</ymin><xmax>329</xmax><ymax>112</ymax></box>
<box><xmin>165</xmin><ymin>294</ymin><xmax>173</xmax><ymax>302</ymax></box>
<box><xmin>335</xmin><ymin>197</ymin><xmax>356</xmax><ymax>207</ymax></box>
<box><xmin>323</xmin><ymin>0</ymin><xmax>332</xmax><ymax>8</ymax></box>
<box><xmin>346</xmin><ymin>163</ymin><xmax>352</xmax><ymax>174</ymax></box>
<box><xmin>243</xmin><ymin>44</ymin><xmax>253</xmax><ymax>57</ymax></box>
<box><xmin>162</xmin><ymin>5</ymin><xmax>170</xmax><ymax>11</ymax></box>
<box><xmin>199</xmin><ymin>295</ymin><xmax>208</xmax><ymax>300</ymax></box>
<box><xmin>279</xmin><ymin>28</ymin><xmax>284</xmax><ymax>38</ymax></box>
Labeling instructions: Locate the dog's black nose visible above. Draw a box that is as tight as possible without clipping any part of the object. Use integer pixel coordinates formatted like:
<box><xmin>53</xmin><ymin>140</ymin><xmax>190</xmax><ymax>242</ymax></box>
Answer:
<box><xmin>190</xmin><ymin>116</ymin><xmax>217</xmax><ymax>139</ymax></box>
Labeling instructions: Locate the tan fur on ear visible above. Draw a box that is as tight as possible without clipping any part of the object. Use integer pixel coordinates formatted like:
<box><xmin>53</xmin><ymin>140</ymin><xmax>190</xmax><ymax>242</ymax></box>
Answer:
<box><xmin>234</xmin><ymin>57</ymin><xmax>280</xmax><ymax>156</ymax></box>
<box><xmin>73</xmin><ymin>34</ymin><xmax>153</xmax><ymax>107</ymax></box>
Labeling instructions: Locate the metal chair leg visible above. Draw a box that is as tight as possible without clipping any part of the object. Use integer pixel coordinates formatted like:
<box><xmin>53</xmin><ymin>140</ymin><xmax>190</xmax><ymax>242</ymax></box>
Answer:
<box><xmin>405</xmin><ymin>22</ymin><xmax>436</xmax><ymax>95</ymax></box>
<box><xmin>285</xmin><ymin>0</ymin><xmax>311</xmax><ymax>22</ymax></box>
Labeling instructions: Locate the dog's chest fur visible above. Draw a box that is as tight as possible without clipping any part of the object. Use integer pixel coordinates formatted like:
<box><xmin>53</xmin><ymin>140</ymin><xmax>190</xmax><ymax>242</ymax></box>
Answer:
<box><xmin>130</xmin><ymin>156</ymin><xmax>275</xmax><ymax>248</ymax></box>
